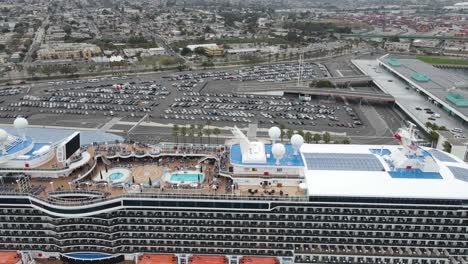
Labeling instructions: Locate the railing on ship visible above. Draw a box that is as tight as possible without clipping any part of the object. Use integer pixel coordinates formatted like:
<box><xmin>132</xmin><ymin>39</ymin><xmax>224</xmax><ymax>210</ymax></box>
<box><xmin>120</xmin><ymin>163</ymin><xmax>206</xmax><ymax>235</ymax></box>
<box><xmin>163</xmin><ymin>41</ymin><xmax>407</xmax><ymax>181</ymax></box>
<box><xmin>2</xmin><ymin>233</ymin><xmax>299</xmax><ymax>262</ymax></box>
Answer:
<box><xmin>0</xmin><ymin>151</ymin><xmax>85</xmax><ymax>172</ymax></box>
<box><xmin>0</xmin><ymin>190</ymin><xmax>308</xmax><ymax>206</ymax></box>
<box><xmin>98</xmin><ymin>143</ymin><xmax>227</xmax><ymax>157</ymax></box>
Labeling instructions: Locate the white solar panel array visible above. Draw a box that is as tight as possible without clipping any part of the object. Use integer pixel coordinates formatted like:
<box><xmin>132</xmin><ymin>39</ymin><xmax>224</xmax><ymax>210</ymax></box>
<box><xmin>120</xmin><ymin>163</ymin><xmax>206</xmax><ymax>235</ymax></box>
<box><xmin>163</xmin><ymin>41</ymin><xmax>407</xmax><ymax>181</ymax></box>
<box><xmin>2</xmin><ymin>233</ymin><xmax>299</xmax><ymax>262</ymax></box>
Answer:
<box><xmin>428</xmin><ymin>149</ymin><xmax>456</xmax><ymax>162</ymax></box>
<box><xmin>303</xmin><ymin>153</ymin><xmax>385</xmax><ymax>171</ymax></box>
<box><xmin>4</xmin><ymin>135</ymin><xmax>22</xmax><ymax>151</ymax></box>
<box><xmin>448</xmin><ymin>166</ymin><xmax>468</xmax><ymax>182</ymax></box>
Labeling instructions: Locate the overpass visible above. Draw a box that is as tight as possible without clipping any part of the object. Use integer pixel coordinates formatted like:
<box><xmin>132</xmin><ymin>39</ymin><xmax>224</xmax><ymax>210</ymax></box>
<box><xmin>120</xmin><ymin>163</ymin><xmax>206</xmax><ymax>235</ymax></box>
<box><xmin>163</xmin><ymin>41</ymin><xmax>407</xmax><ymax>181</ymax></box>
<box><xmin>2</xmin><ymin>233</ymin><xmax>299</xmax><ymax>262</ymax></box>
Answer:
<box><xmin>243</xmin><ymin>76</ymin><xmax>373</xmax><ymax>88</ymax></box>
<box><xmin>238</xmin><ymin>86</ymin><xmax>395</xmax><ymax>103</ymax></box>
<box><xmin>341</xmin><ymin>34</ymin><xmax>468</xmax><ymax>41</ymax></box>
<box><xmin>325</xmin><ymin>75</ymin><xmax>373</xmax><ymax>85</ymax></box>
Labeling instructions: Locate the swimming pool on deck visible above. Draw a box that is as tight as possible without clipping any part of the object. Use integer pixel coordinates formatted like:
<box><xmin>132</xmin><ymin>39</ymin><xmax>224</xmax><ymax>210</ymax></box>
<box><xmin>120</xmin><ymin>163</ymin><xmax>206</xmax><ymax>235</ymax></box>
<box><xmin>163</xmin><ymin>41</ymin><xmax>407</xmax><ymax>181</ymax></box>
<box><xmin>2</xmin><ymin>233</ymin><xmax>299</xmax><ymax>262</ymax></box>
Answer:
<box><xmin>170</xmin><ymin>171</ymin><xmax>204</xmax><ymax>183</ymax></box>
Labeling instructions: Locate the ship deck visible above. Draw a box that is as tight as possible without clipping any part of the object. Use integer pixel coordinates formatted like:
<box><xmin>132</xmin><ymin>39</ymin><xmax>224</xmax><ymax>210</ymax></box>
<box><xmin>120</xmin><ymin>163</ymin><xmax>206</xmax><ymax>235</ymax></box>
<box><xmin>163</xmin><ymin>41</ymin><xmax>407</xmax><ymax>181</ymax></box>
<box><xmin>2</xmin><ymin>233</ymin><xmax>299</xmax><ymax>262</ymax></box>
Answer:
<box><xmin>22</xmin><ymin>142</ymin><xmax>305</xmax><ymax>204</ymax></box>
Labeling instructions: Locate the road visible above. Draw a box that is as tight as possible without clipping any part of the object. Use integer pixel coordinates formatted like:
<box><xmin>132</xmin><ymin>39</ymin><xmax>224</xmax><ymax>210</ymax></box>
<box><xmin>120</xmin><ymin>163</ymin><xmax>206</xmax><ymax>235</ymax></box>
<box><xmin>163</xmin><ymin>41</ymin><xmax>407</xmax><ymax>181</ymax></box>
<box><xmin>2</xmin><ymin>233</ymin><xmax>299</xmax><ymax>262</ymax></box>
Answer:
<box><xmin>23</xmin><ymin>16</ymin><xmax>48</xmax><ymax>64</ymax></box>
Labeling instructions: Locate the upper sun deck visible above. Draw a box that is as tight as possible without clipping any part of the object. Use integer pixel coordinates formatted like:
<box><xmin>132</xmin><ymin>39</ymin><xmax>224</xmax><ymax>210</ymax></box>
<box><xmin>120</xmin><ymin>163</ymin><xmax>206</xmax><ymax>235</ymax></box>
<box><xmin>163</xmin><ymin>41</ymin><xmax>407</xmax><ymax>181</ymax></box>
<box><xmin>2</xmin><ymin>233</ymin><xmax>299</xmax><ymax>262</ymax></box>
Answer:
<box><xmin>230</xmin><ymin>143</ymin><xmax>304</xmax><ymax>167</ymax></box>
<box><xmin>301</xmin><ymin>143</ymin><xmax>468</xmax><ymax>200</ymax></box>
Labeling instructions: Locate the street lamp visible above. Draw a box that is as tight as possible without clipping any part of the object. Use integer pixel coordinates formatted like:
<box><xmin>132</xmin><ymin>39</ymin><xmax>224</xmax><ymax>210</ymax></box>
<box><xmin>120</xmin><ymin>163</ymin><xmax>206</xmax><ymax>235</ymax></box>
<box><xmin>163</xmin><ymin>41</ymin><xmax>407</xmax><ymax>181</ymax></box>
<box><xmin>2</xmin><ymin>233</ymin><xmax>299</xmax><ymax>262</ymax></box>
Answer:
<box><xmin>49</xmin><ymin>182</ymin><xmax>54</xmax><ymax>192</ymax></box>
<box><xmin>68</xmin><ymin>182</ymin><xmax>72</xmax><ymax>191</ymax></box>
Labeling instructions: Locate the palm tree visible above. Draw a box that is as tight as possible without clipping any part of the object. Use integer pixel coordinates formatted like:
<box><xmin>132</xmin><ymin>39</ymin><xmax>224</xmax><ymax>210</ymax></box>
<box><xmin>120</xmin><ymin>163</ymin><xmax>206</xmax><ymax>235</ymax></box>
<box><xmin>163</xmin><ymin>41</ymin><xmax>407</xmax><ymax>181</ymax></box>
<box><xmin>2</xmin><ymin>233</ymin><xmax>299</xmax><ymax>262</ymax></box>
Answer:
<box><xmin>197</xmin><ymin>124</ymin><xmax>205</xmax><ymax>144</ymax></box>
<box><xmin>279</xmin><ymin>124</ymin><xmax>286</xmax><ymax>142</ymax></box>
<box><xmin>180</xmin><ymin>126</ymin><xmax>187</xmax><ymax>143</ymax></box>
<box><xmin>323</xmin><ymin>132</ymin><xmax>331</xmax><ymax>143</ymax></box>
<box><xmin>313</xmin><ymin>133</ymin><xmax>321</xmax><ymax>143</ymax></box>
<box><xmin>286</xmin><ymin>128</ymin><xmax>294</xmax><ymax>140</ymax></box>
<box><xmin>304</xmin><ymin>132</ymin><xmax>312</xmax><ymax>143</ymax></box>
<box><xmin>189</xmin><ymin>124</ymin><xmax>195</xmax><ymax>143</ymax></box>
<box><xmin>297</xmin><ymin>129</ymin><xmax>305</xmax><ymax>137</ymax></box>
<box><xmin>213</xmin><ymin>128</ymin><xmax>221</xmax><ymax>144</ymax></box>
<box><xmin>205</xmin><ymin>128</ymin><xmax>212</xmax><ymax>144</ymax></box>
<box><xmin>172</xmin><ymin>124</ymin><xmax>179</xmax><ymax>144</ymax></box>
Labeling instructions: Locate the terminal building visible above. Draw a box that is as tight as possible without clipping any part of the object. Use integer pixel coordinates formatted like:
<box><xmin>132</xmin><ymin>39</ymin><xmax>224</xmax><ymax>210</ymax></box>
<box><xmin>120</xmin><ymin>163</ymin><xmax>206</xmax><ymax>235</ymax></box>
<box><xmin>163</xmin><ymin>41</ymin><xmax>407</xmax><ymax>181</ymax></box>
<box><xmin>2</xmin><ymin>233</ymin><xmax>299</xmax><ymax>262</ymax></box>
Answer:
<box><xmin>377</xmin><ymin>55</ymin><xmax>468</xmax><ymax>126</ymax></box>
<box><xmin>353</xmin><ymin>55</ymin><xmax>468</xmax><ymax>161</ymax></box>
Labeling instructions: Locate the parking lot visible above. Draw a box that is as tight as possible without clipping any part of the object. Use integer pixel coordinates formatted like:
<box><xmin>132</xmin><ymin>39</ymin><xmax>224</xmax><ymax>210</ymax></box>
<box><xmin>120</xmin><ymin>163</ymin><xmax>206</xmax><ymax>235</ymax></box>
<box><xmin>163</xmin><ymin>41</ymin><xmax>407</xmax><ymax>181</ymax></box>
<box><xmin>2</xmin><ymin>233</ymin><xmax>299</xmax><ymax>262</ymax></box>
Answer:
<box><xmin>0</xmin><ymin>59</ymin><xmax>403</xmax><ymax>144</ymax></box>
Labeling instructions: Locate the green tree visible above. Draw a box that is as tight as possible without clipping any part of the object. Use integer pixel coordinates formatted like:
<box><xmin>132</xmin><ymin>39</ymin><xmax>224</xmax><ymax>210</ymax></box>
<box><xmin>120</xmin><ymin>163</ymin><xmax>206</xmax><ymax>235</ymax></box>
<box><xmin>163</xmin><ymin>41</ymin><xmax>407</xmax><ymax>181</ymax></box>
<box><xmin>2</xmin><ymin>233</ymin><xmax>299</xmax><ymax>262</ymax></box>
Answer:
<box><xmin>194</xmin><ymin>47</ymin><xmax>206</xmax><ymax>56</ymax></box>
<box><xmin>313</xmin><ymin>133</ymin><xmax>321</xmax><ymax>143</ymax></box>
<box><xmin>59</xmin><ymin>65</ymin><xmax>78</xmax><ymax>75</ymax></box>
<box><xmin>63</xmin><ymin>25</ymin><xmax>72</xmax><ymax>35</ymax></box>
<box><xmin>425</xmin><ymin>122</ymin><xmax>433</xmax><ymax>130</ymax></box>
<box><xmin>26</xmin><ymin>67</ymin><xmax>36</xmax><ymax>77</ymax></box>
<box><xmin>304</xmin><ymin>132</ymin><xmax>312</xmax><ymax>143</ymax></box>
<box><xmin>172</xmin><ymin>124</ymin><xmax>179</xmax><ymax>144</ymax></box>
<box><xmin>443</xmin><ymin>141</ymin><xmax>452</xmax><ymax>153</ymax></box>
<box><xmin>429</xmin><ymin>130</ymin><xmax>439</xmax><ymax>147</ymax></box>
<box><xmin>323</xmin><ymin>132</ymin><xmax>331</xmax><ymax>143</ymax></box>
<box><xmin>197</xmin><ymin>124</ymin><xmax>205</xmax><ymax>144</ymax></box>
<box><xmin>177</xmin><ymin>64</ymin><xmax>186</xmax><ymax>71</ymax></box>
<box><xmin>205</xmin><ymin>128</ymin><xmax>212</xmax><ymax>144</ymax></box>
<box><xmin>180</xmin><ymin>126</ymin><xmax>187</xmax><ymax>143</ymax></box>
<box><xmin>213</xmin><ymin>128</ymin><xmax>221</xmax><ymax>144</ymax></box>
<box><xmin>316</xmin><ymin>80</ymin><xmax>334</xmax><ymax>88</ymax></box>
<box><xmin>279</xmin><ymin>124</ymin><xmax>286</xmax><ymax>142</ymax></box>
<box><xmin>189</xmin><ymin>124</ymin><xmax>195</xmax><ymax>143</ymax></box>
<box><xmin>180</xmin><ymin>47</ymin><xmax>191</xmax><ymax>56</ymax></box>
<box><xmin>342</xmin><ymin>138</ymin><xmax>351</xmax><ymax>144</ymax></box>
<box><xmin>286</xmin><ymin>128</ymin><xmax>294</xmax><ymax>140</ymax></box>
<box><xmin>40</xmin><ymin>65</ymin><xmax>56</xmax><ymax>77</ymax></box>
<box><xmin>297</xmin><ymin>130</ymin><xmax>305</xmax><ymax>137</ymax></box>
<box><xmin>201</xmin><ymin>60</ymin><xmax>214</xmax><ymax>68</ymax></box>
<box><xmin>388</xmin><ymin>35</ymin><xmax>400</xmax><ymax>42</ymax></box>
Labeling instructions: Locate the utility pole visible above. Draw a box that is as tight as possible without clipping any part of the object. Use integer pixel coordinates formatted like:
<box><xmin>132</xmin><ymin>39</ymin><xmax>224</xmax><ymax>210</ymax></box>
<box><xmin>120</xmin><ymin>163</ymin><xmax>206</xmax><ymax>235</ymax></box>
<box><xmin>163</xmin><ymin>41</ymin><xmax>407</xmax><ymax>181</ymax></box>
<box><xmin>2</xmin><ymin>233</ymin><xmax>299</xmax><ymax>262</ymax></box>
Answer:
<box><xmin>297</xmin><ymin>53</ymin><xmax>304</xmax><ymax>87</ymax></box>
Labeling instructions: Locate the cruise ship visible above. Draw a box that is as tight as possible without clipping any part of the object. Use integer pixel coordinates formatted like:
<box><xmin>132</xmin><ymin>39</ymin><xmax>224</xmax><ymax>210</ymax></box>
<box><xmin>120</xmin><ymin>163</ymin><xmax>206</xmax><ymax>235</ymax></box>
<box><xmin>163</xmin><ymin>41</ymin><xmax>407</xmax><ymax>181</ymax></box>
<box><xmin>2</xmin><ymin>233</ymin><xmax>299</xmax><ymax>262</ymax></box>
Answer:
<box><xmin>0</xmin><ymin>118</ymin><xmax>467</xmax><ymax>264</ymax></box>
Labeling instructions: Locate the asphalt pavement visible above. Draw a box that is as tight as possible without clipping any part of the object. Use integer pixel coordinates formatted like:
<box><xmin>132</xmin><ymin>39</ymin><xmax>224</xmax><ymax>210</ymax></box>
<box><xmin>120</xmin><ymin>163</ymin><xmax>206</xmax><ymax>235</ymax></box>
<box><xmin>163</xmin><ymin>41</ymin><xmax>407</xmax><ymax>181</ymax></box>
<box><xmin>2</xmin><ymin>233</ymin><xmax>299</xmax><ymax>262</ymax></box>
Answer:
<box><xmin>0</xmin><ymin>57</ymin><xmax>404</xmax><ymax>145</ymax></box>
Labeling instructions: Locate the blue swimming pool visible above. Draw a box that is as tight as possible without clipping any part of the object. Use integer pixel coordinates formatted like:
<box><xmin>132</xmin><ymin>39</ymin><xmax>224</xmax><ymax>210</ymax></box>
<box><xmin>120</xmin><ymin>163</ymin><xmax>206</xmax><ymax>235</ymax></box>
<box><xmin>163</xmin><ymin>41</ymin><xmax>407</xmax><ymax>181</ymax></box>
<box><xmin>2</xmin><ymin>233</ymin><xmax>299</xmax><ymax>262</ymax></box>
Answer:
<box><xmin>64</xmin><ymin>253</ymin><xmax>113</xmax><ymax>260</ymax></box>
<box><xmin>170</xmin><ymin>172</ymin><xmax>204</xmax><ymax>183</ymax></box>
<box><xmin>109</xmin><ymin>172</ymin><xmax>124</xmax><ymax>181</ymax></box>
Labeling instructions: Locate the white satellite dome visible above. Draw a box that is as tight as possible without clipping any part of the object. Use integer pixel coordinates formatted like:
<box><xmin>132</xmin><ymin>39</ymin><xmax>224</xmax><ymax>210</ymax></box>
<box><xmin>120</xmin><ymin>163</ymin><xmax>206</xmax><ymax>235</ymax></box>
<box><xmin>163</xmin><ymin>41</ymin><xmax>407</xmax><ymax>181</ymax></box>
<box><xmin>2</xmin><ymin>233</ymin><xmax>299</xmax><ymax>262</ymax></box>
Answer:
<box><xmin>0</xmin><ymin>129</ymin><xmax>8</xmax><ymax>143</ymax></box>
<box><xmin>272</xmin><ymin>143</ymin><xmax>286</xmax><ymax>165</ymax></box>
<box><xmin>291</xmin><ymin>134</ymin><xmax>304</xmax><ymax>155</ymax></box>
<box><xmin>13</xmin><ymin>117</ymin><xmax>28</xmax><ymax>129</ymax></box>
<box><xmin>268</xmin><ymin>126</ymin><xmax>281</xmax><ymax>143</ymax></box>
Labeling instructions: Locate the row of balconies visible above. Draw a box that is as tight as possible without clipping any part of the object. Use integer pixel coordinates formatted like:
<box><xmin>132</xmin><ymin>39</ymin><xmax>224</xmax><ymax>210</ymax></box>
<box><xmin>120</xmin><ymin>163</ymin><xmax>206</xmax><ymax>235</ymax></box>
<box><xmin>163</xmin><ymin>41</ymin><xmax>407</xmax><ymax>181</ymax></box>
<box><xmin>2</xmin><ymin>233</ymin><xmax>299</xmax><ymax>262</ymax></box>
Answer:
<box><xmin>105</xmin><ymin>207</ymin><xmax>467</xmax><ymax>219</ymax></box>
<box><xmin>294</xmin><ymin>254</ymin><xmax>449</xmax><ymax>264</ymax></box>
<box><xmin>1</xmin><ymin>232</ymin><xmax>468</xmax><ymax>252</ymax></box>
<box><xmin>294</xmin><ymin>245</ymin><xmax>448</xmax><ymax>257</ymax></box>
<box><xmin>1</xmin><ymin>218</ymin><xmax>466</xmax><ymax>237</ymax></box>
<box><xmin>41</xmin><ymin>216</ymin><xmax>467</xmax><ymax>231</ymax></box>
<box><xmin>0</xmin><ymin>209</ymin><xmax>466</xmax><ymax>229</ymax></box>
<box><xmin>2</xmin><ymin>220</ymin><xmax>466</xmax><ymax>238</ymax></box>
<box><xmin>2</xmin><ymin>206</ymin><xmax>467</xmax><ymax>222</ymax></box>
<box><xmin>3</xmin><ymin>224</ymin><xmax>468</xmax><ymax>245</ymax></box>
<box><xmin>41</xmin><ymin>214</ymin><xmax>466</xmax><ymax>227</ymax></box>
<box><xmin>0</xmin><ymin>242</ymin><xmax>293</xmax><ymax>256</ymax></box>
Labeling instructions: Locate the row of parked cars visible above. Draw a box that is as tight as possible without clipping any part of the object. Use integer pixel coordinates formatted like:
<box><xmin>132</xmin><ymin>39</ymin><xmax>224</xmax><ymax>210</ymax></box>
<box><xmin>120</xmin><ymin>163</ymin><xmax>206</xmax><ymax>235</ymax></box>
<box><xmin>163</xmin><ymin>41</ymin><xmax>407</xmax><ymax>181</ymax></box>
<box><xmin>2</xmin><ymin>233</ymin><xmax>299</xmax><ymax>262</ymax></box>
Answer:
<box><xmin>11</xmin><ymin>81</ymin><xmax>170</xmax><ymax>116</ymax></box>
<box><xmin>169</xmin><ymin>62</ymin><xmax>324</xmax><ymax>84</ymax></box>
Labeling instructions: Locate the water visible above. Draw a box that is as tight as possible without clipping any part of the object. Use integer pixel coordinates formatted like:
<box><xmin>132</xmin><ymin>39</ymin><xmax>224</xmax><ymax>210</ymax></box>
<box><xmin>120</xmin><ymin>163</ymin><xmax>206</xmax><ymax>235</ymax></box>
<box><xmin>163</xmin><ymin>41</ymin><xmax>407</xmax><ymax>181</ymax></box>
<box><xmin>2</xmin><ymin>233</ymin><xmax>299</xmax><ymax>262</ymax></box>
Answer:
<box><xmin>109</xmin><ymin>172</ymin><xmax>124</xmax><ymax>181</ymax></box>
<box><xmin>64</xmin><ymin>253</ymin><xmax>112</xmax><ymax>259</ymax></box>
<box><xmin>170</xmin><ymin>172</ymin><xmax>204</xmax><ymax>182</ymax></box>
